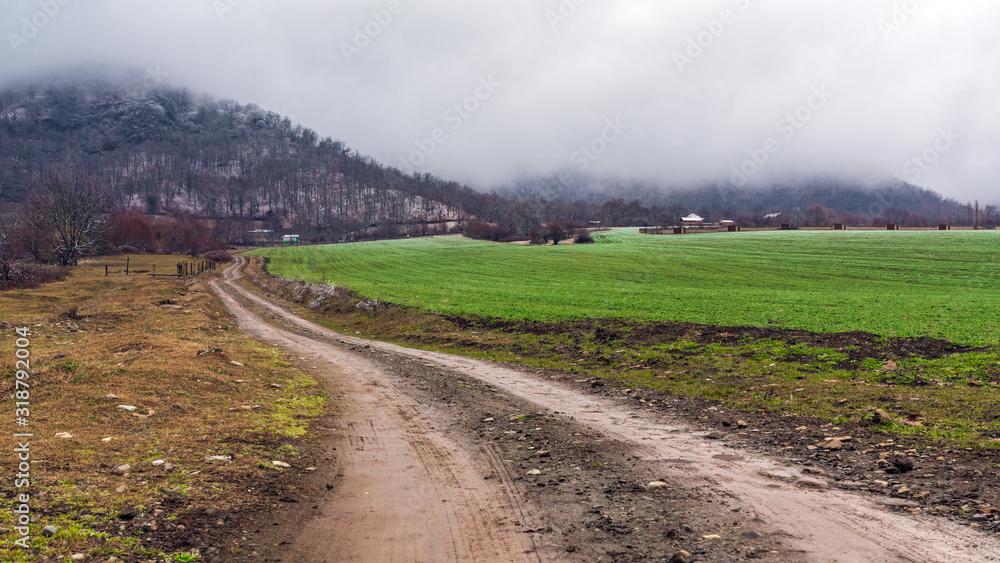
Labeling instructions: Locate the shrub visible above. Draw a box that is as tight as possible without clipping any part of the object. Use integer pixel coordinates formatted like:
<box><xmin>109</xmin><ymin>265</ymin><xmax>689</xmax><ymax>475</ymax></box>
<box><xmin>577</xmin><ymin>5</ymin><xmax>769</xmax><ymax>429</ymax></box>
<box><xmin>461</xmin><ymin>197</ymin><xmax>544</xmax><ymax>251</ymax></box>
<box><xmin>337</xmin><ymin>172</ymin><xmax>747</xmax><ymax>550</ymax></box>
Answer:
<box><xmin>528</xmin><ymin>228</ymin><xmax>545</xmax><ymax>245</ymax></box>
<box><xmin>463</xmin><ymin>219</ymin><xmax>514</xmax><ymax>242</ymax></box>
<box><xmin>205</xmin><ymin>250</ymin><xmax>233</xmax><ymax>263</ymax></box>
<box><xmin>574</xmin><ymin>230</ymin><xmax>595</xmax><ymax>244</ymax></box>
<box><xmin>0</xmin><ymin>260</ymin><xmax>70</xmax><ymax>291</ymax></box>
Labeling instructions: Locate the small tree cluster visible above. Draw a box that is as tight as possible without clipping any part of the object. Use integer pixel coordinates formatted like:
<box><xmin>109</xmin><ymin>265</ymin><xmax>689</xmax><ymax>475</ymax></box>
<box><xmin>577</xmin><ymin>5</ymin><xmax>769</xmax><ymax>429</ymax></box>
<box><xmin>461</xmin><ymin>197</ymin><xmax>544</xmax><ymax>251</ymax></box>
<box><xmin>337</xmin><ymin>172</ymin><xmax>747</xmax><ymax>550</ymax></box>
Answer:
<box><xmin>463</xmin><ymin>219</ymin><xmax>514</xmax><ymax>242</ymax></box>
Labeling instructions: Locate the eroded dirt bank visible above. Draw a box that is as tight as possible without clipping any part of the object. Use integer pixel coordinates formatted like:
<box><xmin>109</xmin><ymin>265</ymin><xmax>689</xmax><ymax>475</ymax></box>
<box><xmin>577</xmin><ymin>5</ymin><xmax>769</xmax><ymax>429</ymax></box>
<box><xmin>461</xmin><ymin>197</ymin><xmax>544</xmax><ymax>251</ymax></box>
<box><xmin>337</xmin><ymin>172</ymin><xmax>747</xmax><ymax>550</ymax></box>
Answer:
<box><xmin>212</xmin><ymin>258</ymin><xmax>1000</xmax><ymax>562</ymax></box>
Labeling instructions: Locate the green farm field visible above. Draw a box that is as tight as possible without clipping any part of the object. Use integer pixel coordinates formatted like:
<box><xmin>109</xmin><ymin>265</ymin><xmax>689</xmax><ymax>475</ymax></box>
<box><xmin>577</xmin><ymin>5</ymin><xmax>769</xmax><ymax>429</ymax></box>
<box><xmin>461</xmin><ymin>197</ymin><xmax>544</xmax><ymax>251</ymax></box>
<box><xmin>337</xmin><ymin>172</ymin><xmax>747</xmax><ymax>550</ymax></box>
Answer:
<box><xmin>252</xmin><ymin>229</ymin><xmax>1000</xmax><ymax>346</ymax></box>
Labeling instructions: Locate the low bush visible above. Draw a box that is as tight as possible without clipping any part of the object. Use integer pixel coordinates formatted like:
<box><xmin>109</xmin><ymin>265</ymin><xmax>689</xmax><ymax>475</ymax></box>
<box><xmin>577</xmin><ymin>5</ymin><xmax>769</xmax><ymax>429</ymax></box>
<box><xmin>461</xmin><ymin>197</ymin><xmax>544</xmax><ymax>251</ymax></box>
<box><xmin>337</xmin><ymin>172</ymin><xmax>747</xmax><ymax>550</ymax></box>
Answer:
<box><xmin>0</xmin><ymin>260</ymin><xmax>70</xmax><ymax>291</ymax></box>
<box><xmin>206</xmin><ymin>249</ymin><xmax>233</xmax><ymax>263</ymax></box>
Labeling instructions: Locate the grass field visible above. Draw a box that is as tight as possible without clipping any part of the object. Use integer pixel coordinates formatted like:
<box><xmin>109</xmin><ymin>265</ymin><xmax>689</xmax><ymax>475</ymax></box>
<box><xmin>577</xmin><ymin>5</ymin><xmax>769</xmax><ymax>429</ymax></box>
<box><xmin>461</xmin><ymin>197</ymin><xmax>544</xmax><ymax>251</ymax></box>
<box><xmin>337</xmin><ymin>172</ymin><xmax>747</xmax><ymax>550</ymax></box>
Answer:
<box><xmin>252</xmin><ymin>229</ymin><xmax>1000</xmax><ymax>346</ymax></box>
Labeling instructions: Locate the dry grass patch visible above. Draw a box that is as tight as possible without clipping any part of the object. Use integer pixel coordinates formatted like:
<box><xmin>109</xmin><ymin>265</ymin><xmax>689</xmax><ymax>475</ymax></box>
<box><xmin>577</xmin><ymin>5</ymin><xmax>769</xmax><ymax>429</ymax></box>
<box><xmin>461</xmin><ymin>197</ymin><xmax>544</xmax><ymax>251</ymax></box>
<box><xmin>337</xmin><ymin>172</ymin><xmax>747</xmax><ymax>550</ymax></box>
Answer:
<box><xmin>1</xmin><ymin>256</ymin><xmax>327</xmax><ymax>562</ymax></box>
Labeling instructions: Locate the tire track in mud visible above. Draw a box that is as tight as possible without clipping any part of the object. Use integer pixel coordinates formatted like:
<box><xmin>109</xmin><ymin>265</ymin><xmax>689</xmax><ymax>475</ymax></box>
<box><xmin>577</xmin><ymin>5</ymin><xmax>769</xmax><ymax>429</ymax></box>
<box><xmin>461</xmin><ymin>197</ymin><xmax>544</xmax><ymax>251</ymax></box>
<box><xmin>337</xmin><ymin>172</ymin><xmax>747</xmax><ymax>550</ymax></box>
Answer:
<box><xmin>217</xmin><ymin>257</ymin><xmax>1000</xmax><ymax>562</ymax></box>
<box><xmin>210</xmin><ymin>262</ymin><xmax>541</xmax><ymax>563</ymax></box>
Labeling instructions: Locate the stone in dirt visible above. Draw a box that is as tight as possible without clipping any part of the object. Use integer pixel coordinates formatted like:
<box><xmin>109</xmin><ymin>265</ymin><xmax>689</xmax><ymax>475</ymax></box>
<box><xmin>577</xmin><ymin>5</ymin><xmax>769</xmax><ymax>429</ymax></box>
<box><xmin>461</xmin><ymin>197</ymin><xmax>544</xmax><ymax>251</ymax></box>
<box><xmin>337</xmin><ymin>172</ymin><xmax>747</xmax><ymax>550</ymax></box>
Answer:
<box><xmin>647</xmin><ymin>481</ymin><xmax>669</xmax><ymax>488</ymax></box>
<box><xmin>119</xmin><ymin>505</ymin><xmax>138</xmax><ymax>520</ymax></box>
<box><xmin>796</xmin><ymin>477</ymin><xmax>829</xmax><ymax>489</ymax></box>
<box><xmin>823</xmin><ymin>438</ymin><xmax>843</xmax><ymax>450</ymax></box>
<box><xmin>889</xmin><ymin>454</ymin><xmax>914</xmax><ymax>473</ymax></box>
<box><xmin>272</xmin><ymin>460</ymin><xmax>291</xmax><ymax>468</ymax></box>
<box><xmin>42</xmin><ymin>525</ymin><xmax>58</xmax><ymax>536</ymax></box>
<box><xmin>737</xmin><ymin>420</ymin><xmax>748</xmax><ymax>428</ymax></box>
<box><xmin>112</xmin><ymin>464</ymin><xmax>131</xmax><ymax>475</ymax></box>
<box><xmin>705</xmin><ymin>431</ymin><xmax>725</xmax><ymax>439</ymax></box>
<box><xmin>874</xmin><ymin>408</ymin><xmax>893</xmax><ymax>424</ymax></box>
<box><xmin>671</xmin><ymin>550</ymin><xmax>693</xmax><ymax>563</ymax></box>
<box><xmin>70</xmin><ymin>554</ymin><xmax>85</xmax><ymax>562</ymax></box>
<box><xmin>54</xmin><ymin>432</ymin><xmax>73</xmax><ymax>439</ymax></box>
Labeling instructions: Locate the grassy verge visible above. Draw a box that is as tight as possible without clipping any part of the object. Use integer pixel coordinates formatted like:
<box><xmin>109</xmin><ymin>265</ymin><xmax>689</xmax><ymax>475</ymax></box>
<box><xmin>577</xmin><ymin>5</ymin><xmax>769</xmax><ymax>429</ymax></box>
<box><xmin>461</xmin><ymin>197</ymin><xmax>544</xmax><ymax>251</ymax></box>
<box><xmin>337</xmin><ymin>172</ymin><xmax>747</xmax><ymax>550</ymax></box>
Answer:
<box><xmin>240</xmin><ymin>254</ymin><xmax>1000</xmax><ymax>451</ymax></box>
<box><xmin>1</xmin><ymin>255</ymin><xmax>326</xmax><ymax>562</ymax></box>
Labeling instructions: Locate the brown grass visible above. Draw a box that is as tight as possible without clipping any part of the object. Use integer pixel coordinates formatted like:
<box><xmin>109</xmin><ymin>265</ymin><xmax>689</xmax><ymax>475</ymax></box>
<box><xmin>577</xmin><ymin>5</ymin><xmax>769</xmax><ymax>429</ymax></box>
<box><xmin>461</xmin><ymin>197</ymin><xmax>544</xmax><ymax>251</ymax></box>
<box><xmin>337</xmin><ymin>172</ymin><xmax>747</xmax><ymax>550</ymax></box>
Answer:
<box><xmin>1</xmin><ymin>255</ymin><xmax>326</xmax><ymax>562</ymax></box>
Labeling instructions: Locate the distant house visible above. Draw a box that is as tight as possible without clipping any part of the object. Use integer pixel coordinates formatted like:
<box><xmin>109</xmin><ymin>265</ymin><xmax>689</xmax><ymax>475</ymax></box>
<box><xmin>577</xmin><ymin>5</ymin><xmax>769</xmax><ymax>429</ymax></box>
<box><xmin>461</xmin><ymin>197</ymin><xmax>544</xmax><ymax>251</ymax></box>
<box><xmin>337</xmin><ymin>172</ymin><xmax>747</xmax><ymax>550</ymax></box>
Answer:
<box><xmin>681</xmin><ymin>213</ymin><xmax>705</xmax><ymax>225</ymax></box>
<box><xmin>282</xmin><ymin>234</ymin><xmax>300</xmax><ymax>243</ymax></box>
<box><xmin>720</xmin><ymin>220</ymin><xmax>735</xmax><ymax>226</ymax></box>
<box><xmin>247</xmin><ymin>229</ymin><xmax>275</xmax><ymax>243</ymax></box>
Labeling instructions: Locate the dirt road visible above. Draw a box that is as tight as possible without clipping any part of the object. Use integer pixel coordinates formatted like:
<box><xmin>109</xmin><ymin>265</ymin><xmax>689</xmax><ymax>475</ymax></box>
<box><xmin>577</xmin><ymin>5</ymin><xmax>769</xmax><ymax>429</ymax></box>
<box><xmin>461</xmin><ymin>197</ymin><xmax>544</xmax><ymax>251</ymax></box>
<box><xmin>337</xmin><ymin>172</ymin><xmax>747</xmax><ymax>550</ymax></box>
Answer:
<box><xmin>212</xmin><ymin>258</ymin><xmax>1000</xmax><ymax>562</ymax></box>
<box><xmin>210</xmin><ymin>262</ymin><xmax>544</xmax><ymax>562</ymax></box>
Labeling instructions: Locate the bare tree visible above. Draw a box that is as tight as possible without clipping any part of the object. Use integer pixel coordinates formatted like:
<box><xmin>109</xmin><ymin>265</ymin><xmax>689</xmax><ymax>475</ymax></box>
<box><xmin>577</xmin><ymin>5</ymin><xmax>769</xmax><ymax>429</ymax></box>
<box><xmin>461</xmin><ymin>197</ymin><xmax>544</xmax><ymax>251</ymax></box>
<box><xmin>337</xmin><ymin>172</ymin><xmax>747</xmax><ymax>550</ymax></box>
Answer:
<box><xmin>0</xmin><ymin>204</ymin><xmax>18</xmax><ymax>261</ymax></box>
<box><xmin>30</xmin><ymin>169</ymin><xmax>109</xmax><ymax>266</ymax></box>
<box><xmin>546</xmin><ymin>219</ymin><xmax>566</xmax><ymax>245</ymax></box>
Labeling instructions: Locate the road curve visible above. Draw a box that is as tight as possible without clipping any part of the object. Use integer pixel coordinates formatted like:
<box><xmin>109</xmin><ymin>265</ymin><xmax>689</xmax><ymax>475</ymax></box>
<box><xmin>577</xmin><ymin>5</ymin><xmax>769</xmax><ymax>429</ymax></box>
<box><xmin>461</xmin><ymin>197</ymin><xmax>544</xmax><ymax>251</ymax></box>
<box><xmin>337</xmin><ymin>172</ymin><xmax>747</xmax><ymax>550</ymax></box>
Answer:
<box><xmin>214</xmin><ymin>257</ymin><xmax>1000</xmax><ymax>563</ymax></box>
<box><xmin>210</xmin><ymin>259</ymin><xmax>543</xmax><ymax>563</ymax></box>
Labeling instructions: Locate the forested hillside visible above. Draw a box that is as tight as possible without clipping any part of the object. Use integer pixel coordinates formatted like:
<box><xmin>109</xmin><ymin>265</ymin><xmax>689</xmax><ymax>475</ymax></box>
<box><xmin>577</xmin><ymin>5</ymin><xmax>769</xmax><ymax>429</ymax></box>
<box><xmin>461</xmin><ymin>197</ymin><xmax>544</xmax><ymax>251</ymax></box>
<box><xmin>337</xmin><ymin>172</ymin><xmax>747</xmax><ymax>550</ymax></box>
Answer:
<box><xmin>0</xmin><ymin>77</ymin><xmax>505</xmax><ymax>242</ymax></box>
<box><xmin>0</xmin><ymin>75</ymin><xmax>994</xmax><ymax>253</ymax></box>
<box><xmin>503</xmin><ymin>174</ymin><xmax>992</xmax><ymax>228</ymax></box>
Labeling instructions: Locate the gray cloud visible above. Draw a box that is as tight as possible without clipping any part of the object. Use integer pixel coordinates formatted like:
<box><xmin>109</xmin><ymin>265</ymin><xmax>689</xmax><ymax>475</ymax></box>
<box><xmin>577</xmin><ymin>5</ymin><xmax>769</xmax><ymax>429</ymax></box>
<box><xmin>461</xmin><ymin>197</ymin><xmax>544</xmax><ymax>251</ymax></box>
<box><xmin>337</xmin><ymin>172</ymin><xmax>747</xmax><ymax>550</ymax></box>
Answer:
<box><xmin>2</xmin><ymin>0</ymin><xmax>997</xmax><ymax>202</ymax></box>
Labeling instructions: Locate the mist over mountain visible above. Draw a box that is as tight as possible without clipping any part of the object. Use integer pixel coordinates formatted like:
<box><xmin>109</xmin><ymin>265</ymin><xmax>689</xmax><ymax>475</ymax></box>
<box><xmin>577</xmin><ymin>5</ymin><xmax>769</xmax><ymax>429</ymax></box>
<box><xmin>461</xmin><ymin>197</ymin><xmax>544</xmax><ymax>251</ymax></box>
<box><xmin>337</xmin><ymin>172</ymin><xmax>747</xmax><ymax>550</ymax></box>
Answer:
<box><xmin>498</xmin><ymin>172</ymin><xmax>979</xmax><ymax>225</ymax></box>
<box><xmin>0</xmin><ymin>75</ymin><xmax>994</xmax><ymax>246</ymax></box>
<box><xmin>0</xmin><ymin>75</ymin><xmax>506</xmax><ymax>241</ymax></box>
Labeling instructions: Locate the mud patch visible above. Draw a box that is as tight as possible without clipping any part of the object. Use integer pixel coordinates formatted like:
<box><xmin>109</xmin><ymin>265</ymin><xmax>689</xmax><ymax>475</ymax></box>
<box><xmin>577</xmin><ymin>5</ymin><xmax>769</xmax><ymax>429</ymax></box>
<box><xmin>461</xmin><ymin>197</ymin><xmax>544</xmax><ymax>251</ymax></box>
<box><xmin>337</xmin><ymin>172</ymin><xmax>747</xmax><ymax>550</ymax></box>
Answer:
<box><xmin>446</xmin><ymin>315</ymin><xmax>982</xmax><ymax>368</ymax></box>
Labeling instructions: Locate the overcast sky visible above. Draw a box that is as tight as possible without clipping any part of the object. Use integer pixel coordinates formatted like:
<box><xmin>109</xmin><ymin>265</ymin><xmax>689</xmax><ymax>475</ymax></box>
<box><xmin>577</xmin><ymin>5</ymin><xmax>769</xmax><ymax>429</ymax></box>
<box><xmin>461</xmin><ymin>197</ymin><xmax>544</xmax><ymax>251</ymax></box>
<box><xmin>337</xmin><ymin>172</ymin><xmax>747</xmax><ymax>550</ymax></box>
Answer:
<box><xmin>2</xmin><ymin>0</ymin><xmax>998</xmax><ymax>202</ymax></box>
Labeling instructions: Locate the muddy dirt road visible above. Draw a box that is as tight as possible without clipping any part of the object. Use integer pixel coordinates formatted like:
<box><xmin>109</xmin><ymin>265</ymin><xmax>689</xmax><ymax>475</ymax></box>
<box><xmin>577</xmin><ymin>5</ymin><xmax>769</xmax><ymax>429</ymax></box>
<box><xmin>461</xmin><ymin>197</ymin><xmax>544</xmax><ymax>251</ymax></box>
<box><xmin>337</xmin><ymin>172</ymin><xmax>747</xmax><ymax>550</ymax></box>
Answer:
<box><xmin>210</xmin><ymin>263</ymin><xmax>543</xmax><ymax>562</ymax></box>
<box><xmin>212</xmin><ymin>258</ymin><xmax>1000</xmax><ymax>562</ymax></box>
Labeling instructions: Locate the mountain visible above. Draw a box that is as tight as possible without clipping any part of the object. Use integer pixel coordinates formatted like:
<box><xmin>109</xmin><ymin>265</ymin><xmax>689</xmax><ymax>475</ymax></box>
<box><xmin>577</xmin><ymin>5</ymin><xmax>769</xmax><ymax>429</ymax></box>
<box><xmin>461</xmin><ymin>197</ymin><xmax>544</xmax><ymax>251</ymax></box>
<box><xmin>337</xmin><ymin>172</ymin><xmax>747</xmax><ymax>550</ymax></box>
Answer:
<box><xmin>1</xmin><ymin>74</ymin><xmax>994</xmax><ymax>246</ymax></box>
<box><xmin>0</xmin><ymin>74</ymin><xmax>505</xmax><ymax>241</ymax></box>
<box><xmin>499</xmin><ymin>173</ymin><xmax>983</xmax><ymax>227</ymax></box>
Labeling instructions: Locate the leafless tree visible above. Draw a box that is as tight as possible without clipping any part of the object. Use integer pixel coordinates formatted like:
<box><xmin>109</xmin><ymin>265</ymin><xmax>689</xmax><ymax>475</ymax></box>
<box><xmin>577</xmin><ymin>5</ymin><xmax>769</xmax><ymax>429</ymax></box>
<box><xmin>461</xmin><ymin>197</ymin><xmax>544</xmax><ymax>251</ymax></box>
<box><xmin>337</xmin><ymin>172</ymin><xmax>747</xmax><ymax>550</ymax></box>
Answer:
<box><xmin>30</xmin><ymin>169</ymin><xmax>109</xmax><ymax>266</ymax></box>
